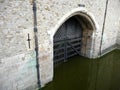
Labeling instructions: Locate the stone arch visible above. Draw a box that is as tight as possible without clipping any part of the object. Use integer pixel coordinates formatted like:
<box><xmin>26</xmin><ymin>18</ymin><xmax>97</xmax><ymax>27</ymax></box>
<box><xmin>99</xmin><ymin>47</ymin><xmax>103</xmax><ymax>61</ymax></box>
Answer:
<box><xmin>52</xmin><ymin>8</ymin><xmax>98</xmax><ymax>60</ymax></box>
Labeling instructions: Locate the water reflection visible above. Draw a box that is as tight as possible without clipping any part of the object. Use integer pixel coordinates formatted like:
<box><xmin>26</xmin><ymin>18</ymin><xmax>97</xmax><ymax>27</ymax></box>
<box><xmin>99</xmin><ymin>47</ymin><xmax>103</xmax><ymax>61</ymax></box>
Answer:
<box><xmin>41</xmin><ymin>50</ymin><xmax>120</xmax><ymax>90</ymax></box>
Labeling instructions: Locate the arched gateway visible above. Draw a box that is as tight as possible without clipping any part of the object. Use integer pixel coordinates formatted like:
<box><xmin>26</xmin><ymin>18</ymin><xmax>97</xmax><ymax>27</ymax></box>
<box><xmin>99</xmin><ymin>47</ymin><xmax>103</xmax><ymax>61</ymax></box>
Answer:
<box><xmin>39</xmin><ymin>8</ymin><xmax>98</xmax><ymax>87</ymax></box>
<box><xmin>53</xmin><ymin>8</ymin><xmax>97</xmax><ymax>63</ymax></box>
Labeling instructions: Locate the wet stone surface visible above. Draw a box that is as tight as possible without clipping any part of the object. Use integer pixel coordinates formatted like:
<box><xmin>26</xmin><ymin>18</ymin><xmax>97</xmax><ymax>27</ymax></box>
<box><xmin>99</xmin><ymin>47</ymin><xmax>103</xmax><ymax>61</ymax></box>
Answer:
<box><xmin>40</xmin><ymin>50</ymin><xmax>120</xmax><ymax>90</ymax></box>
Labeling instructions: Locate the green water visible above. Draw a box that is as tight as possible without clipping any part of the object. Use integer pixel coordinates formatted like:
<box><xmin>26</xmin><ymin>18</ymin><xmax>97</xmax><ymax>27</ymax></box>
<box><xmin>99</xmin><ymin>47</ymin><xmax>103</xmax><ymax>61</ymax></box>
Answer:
<box><xmin>40</xmin><ymin>50</ymin><xmax>120</xmax><ymax>90</ymax></box>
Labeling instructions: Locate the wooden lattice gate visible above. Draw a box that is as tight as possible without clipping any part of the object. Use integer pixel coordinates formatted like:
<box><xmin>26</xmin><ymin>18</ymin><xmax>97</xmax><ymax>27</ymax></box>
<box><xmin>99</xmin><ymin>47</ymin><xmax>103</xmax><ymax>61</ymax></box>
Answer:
<box><xmin>54</xmin><ymin>17</ymin><xmax>83</xmax><ymax>63</ymax></box>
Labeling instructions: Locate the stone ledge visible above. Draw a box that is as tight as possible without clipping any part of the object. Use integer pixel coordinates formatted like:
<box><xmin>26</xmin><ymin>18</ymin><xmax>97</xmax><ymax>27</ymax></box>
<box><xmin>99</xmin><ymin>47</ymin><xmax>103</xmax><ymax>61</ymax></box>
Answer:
<box><xmin>99</xmin><ymin>44</ymin><xmax>117</xmax><ymax>57</ymax></box>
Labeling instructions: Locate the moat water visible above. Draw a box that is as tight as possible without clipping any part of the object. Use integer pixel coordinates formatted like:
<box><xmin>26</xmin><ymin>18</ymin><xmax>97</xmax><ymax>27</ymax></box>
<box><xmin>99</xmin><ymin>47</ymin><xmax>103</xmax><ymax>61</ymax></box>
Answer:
<box><xmin>40</xmin><ymin>50</ymin><xmax>120</xmax><ymax>90</ymax></box>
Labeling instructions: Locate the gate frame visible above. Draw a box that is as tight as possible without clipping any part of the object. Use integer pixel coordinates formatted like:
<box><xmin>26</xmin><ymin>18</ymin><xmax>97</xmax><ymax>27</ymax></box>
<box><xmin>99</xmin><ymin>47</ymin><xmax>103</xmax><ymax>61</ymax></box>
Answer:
<box><xmin>52</xmin><ymin>8</ymin><xmax>98</xmax><ymax>59</ymax></box>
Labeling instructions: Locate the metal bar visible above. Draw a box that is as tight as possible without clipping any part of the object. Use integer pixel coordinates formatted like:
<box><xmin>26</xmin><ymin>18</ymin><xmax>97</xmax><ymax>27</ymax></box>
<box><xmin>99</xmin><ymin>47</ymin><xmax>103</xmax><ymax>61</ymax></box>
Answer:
<box><xmin>54</xmin><ymin>43</ymin><xmax>64</xmax><ymax>50</ymax></box>
<box><xmin>55</xmin><ymin>37</ymin><xmax>82</xmax><ymax>43</ymax></box>
<box><xmin>54</xmin><ymin>57</ymin><xmax>65</xmax><ymax>63</ymax></box>
<box><xmin>70</xmin><ymin>42</ymin><xmax>81</xmax><ymax>46</ymax></box>
<box><xmin>99</xmin><ymin>0</ymin><xmax>109</xmax><ymax>56</ymax></box>
<box><xmin>67</xmin><ymin>47</ymin><xmax>80</xmax><ymax>53</ymax></box>
<box><xmin>67</xmin><ymin>42</ymin><xmax>81</xmax><ymax>56</ymax></box>
<box><xmin>54</xmin><ymin>52</ymin><xmax>64</xmax><ymax>57</ymax></box>
<box><xmin>67</xmin><ymin>45</ymin><xmax>81</xmax><ymax>48</ymax></box>
<box><xmin>32</xmin><ymin>0</ymin><xmax>41</xmax><ymax>88</ymax></box>
<box><xmin>54</xmin><ymin>41</ymin><xmax>64</xmax><ymax>45</ymax></box>
<box><xmin>68</xmin><ymin>37</ymin><xmax>82</xmax><ymax>42</ymax></box>
<box><xmin>27</xmin><ymin>33</ymin><xmax>31</xmax><ymax>48</ymax></box>
<box><xmin>67</xmin><ymin>53</ymin><xmax>78</xmax><ymax>58</ymax></box>
<box><xmin>54</xmin><ymin>47</ymin><xmax>64</xmax><ymax>51</ymax></box>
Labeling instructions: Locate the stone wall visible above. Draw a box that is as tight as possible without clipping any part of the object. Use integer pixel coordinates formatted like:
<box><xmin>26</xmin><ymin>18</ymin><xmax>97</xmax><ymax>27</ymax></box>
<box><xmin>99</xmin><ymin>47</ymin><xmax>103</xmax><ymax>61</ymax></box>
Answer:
<box><xmin>0</xmin><ymin>0</ymin><xmax>120</xmax><ymax>90</ymax></box>
<box><xmin>101</xmin><ymin>0</ymin><xmax>120</xmax><ymax>52</ymax></box>
<box><xmin>0</xmin><ymin>0</ymin><xmax>38</xmax><ymax>90</ymax></box>
<box><xmin>37</xmin><ymin>0</ymin><xmax>120</xmax><ymax>87</ymax></box>
<box><xmin>37</xmin><ymin>0</ymin><xmax>104</xmax><ymax>87</ymax></box>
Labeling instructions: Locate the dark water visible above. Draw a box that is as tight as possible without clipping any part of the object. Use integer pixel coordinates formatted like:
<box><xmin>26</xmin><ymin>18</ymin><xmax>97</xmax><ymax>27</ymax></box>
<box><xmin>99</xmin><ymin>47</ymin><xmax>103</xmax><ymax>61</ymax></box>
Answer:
<box><xmin>40</xmin><ymin>50</ymin><xmax>120</xmax><ymax>90</ymax></box>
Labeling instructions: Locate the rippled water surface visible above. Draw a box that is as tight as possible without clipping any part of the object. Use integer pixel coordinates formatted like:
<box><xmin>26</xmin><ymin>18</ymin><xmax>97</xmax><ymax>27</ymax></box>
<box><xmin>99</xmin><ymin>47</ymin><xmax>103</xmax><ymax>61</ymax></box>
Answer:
<box><xmin>40</xmin><ymin>50</ymin><xmax>120</xmax><ymax>90</ymax></box>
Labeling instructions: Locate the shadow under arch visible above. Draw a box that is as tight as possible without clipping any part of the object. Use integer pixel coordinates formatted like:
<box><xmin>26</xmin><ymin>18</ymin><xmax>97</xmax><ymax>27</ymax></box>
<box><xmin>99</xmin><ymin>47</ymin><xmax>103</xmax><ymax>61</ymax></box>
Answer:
<box><xmin>53</xmin><ymin>8</ymin><xmax>98</xmax><ymax>63</ymax></box>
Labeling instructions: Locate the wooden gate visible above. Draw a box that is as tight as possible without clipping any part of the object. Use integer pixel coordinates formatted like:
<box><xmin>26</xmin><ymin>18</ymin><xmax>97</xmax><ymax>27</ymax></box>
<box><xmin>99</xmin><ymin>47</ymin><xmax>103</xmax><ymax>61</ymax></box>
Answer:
<box><xmin>54</xmin><ymin>17</ymin><xmax>82</xmax><ymax>63</ymax></box>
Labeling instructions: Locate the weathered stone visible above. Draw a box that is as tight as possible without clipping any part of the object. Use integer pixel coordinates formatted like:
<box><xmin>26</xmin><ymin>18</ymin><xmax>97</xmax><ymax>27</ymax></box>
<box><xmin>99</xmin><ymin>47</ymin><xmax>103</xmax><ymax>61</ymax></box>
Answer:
<box><xmin>0</xmin><ymin>0</ymin><xmax>120</xmax><ymax>90</ymax></box>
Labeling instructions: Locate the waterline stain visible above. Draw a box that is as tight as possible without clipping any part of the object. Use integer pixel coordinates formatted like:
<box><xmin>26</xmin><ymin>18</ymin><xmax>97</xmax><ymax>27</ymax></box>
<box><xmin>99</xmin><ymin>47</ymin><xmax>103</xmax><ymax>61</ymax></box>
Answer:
<box><xmin>40</xmin><ymin>50</ymin><xmax>120</xmax><ymax>90</ymax></box>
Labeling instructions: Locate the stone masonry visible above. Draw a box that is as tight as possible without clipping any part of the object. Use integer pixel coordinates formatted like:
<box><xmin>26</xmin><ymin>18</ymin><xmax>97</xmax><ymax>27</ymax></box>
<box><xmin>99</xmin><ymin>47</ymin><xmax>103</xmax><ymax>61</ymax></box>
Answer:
<box><xmin>0</xmin><ymin>0</ymin><xmax>38</xmax><ymax>90</ymax></box>
<box><xmin>0</xmin><ymin>0</ymin><xmax>120</xmax><ymax>90</ymax></box>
